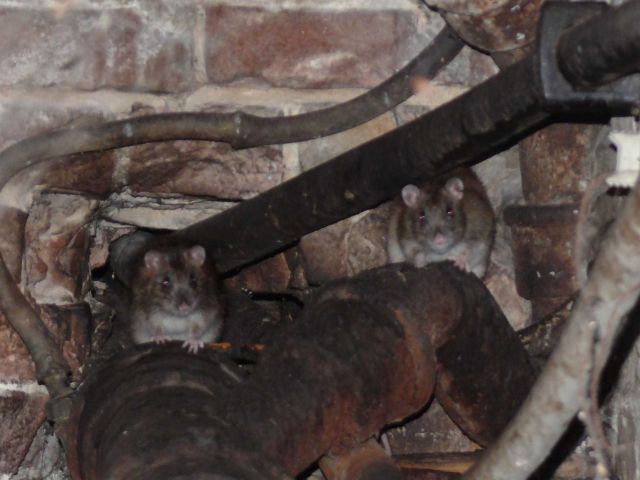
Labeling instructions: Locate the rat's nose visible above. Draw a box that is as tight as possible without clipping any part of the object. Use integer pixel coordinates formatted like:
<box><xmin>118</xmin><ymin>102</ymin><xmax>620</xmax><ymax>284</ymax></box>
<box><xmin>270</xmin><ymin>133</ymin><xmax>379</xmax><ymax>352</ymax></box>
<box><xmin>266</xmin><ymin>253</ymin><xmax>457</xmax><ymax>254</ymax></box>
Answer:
<box><xmin>178</xmin><ymin>301</ymin><xmax>191</xmax><ymax>313</ymax></box>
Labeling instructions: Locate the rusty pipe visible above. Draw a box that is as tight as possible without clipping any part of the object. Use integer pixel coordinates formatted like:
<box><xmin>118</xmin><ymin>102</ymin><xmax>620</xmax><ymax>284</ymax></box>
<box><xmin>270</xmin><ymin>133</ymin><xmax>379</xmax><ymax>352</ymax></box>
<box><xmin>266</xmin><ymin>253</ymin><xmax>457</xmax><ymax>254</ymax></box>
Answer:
<box><xmin>423</xmin><ymin>0</ymin><xmax>544</xmax><ymax>65</ymax></box>
<box><xmin>66</xmin><ymin>263</ymin><xmax>533</xmax><ymax>479</ymax></box>
<box><xmin>66</xmin><ymin>265</ymin><xmax>437</xmax><ymax>479</ymax></box>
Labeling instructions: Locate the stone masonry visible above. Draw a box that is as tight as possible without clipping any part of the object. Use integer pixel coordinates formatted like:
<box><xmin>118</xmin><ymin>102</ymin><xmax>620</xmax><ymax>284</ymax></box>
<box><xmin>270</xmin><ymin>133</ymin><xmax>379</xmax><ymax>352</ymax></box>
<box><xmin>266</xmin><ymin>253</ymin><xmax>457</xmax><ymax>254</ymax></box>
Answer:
<box><xmin>0</xmin><ymin>1</ymin><xmax>528</xmax><ymax>478</ymax></box>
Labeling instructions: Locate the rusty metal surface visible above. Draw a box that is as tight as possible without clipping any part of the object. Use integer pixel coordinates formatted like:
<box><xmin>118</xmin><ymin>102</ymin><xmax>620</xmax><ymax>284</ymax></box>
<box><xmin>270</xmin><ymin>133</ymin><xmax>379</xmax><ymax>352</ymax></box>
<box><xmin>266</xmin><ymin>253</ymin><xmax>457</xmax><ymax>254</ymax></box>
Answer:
<box><xmin>443</xmin><ymin>0</ymin><xmax>543</xmax><ymax>54</ymax></box>
<box><xmin>519</xmin><ymin>124</ymin><xmax>599</xmax><ymax>204</ymax></box>
<box><xmin>513</xmin><ymin>100</ymin><xmax>599</xmax><ymax>321</ymax></box>
<box><xmin>65</xmin><ymin>346</ymin><xmax>279</xmax><ymax>480</ymax></box>
<box><xmin>420</xmin><ymin>271</ymin><xmax>535</xmax><ymax>446</ymax></box>
<box><xmin>423</xmin><ymin>0</ymin><xmax>599</xmax><ymax>333</ymax></box>
<box><xmin>429</xmin><ymin>0</ymin><xmax>602</xmax><ymax>331</ymax></box>
<box><xmin>226</xmin><ymin>267</ymin><xmax>440</xmax><ymax>472</ymax></box>
<box><xmin>236</xmin><ymin>263</ymin><xmax>533</xmax><ymax>463</ymax></box>
<box><xmin>320</xmin><ymin>439</ymin><xmax>403</xmax><ymax>480</ymax></box>
<box><xmin>66</xmin><ymin>264</ymin><xmax>440</xmax><ymax>479</ymax></box>
<box><xmin>505</xmin><ymin>204</ymin><xmax>579</xmax><ymax>301</ymax></box>
<box><xmin>309</xmin><ymin>264</ymin><xmax>535</xmax><ymax>448</ymax></box>
<box><xmin>66</xmin><ymin>263</ymin><xmax>533</xmax><ymax>479</ymax></box>
<box><xmin>503</xmin><ymin>203</ymin><xmax>579</xmax><ymax>225</ymax></box>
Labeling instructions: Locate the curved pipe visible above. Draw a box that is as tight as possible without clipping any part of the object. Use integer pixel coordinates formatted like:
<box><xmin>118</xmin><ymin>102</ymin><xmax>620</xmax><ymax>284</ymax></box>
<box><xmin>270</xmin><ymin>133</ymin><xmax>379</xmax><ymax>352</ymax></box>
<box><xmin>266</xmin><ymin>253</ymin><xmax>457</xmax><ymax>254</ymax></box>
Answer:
<box><xmin>0</xmin><ymin>26</ymin><xmax>462</xmax><ymax>176</ymax></box>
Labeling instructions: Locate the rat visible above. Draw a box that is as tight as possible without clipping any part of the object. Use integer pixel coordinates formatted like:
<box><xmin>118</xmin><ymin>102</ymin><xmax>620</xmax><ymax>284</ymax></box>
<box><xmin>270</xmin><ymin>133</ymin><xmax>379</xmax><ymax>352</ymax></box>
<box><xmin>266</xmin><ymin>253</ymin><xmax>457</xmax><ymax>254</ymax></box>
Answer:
<box><xmin>128</xmin><ymin>240</ymin><xmax>224</xmax><ymax>354</ymax></box>
<box><xmin>387</xmin><ymin>167</ymin><xmax>495</xmax><ymax>278</ymax></box>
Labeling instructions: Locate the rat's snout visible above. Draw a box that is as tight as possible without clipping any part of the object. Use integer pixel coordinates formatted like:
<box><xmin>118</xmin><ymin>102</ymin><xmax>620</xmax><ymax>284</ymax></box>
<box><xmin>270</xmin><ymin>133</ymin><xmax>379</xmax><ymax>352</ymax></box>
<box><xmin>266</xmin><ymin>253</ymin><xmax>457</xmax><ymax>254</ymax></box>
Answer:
<box><xmin>429</xmin><ymin>229</ymin><xmax>453</xmax><ymax>253</ymax></box>
<box><xmin>175</xmin><ymin>291</ymin><xmax>196</xmax><ymax>314</ymax></box>
<box><xmin>433</xmin><ymin>230</ymin><xmax>449</xmax><ymax>247</ymax></box>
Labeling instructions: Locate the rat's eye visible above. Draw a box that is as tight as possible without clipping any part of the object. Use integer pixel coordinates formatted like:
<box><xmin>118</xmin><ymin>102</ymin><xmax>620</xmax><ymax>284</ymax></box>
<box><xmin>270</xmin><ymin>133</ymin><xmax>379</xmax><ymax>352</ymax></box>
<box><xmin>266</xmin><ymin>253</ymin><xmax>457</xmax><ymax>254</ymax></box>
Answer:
<box><xmin>160</xmin><ymin>276</ymin><xmax>171</xmax><ymax>289</ymax></box>
<box><xmin>189</xmin><ymin>272</ymin><xmax>198</xmax><ymax>289</ymax></box>
<box><xmin>418</xmin><ymin>214</ymin><xmax>427</xmax><ymax>226</ymax></box>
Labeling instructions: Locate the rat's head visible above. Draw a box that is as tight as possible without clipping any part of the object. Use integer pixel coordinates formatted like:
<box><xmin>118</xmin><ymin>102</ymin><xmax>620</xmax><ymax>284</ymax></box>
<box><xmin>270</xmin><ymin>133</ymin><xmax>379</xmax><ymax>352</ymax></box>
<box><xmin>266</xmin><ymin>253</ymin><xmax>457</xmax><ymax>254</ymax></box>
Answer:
<box><xmin>401</xmin><ymin>176</ymin><xmax>466</xmax><ymax>254</ymax></box>
<box><xmin>141</xmin><ymin>245</ymin><xmax>213</xmax><ymax>317</ymax></box>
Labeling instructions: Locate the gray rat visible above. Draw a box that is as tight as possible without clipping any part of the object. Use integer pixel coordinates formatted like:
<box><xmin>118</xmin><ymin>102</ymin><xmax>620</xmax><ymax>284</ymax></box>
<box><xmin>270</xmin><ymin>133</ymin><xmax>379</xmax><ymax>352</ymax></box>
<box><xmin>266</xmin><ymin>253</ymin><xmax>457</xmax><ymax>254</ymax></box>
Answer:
<box><xmin>129</xmin><ymin>241</ymin><xmax>224</xmax><ymax>353</ymax></box>
<box><xmin>387</xmin><ymin>167</ymin><xmax>495</xmax><ymax>278</ymax></box>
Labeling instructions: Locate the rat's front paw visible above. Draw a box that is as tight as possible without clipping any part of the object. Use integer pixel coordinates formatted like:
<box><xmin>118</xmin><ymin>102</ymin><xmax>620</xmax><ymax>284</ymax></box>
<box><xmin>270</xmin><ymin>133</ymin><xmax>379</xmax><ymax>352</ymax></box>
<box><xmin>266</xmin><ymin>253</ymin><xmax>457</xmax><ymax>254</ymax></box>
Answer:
<box><xmin>152</xmin><ymin>334</ymin><xmax>171</xmax><ymax>344</ymax></box>
<box><xmin>453</xmin><ymin>252</ymin><xmax>470</xmax><ymax>272</ymax></box>
<box><xmin>413</xmin><ymin>252</ymin><xmax>427</xmax><ymax>268</ymax></box>
<box><xmin>182</xmin><ymin>338</ymin><xmax>205</xmax><ymax>354</ymax></box>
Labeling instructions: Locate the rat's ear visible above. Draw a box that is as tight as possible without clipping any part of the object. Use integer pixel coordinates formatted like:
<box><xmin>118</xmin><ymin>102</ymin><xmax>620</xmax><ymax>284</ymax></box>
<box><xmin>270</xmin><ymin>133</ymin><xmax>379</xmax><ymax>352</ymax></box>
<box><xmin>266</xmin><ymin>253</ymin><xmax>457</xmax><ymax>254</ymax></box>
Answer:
<box><xmin>401</xmin><ymin>185</ymin><xmax>423</xmax><ymax>209</ymax></box>
<box><xmin>187</xmin><ymin>245</ymin><xmax>206</xmax><ymax>267</ymax></box>
<box><xmin>444</xmin><ymin>177</ymin><xmax>464</xmax><ymax>201</ymax></box>
<box><xmin>144</xmin><ymin>250</ymin><xmax>164</xmax><ymax>270</ymax></box>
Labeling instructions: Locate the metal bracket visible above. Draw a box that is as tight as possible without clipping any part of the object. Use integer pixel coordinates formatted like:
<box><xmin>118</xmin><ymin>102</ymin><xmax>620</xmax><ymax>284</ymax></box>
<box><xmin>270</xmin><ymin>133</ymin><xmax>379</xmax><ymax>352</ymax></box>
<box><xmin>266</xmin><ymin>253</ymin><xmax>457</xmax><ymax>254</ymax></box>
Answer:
<box><xmin>537</xmin><ymin>1</ymin><xmax>640</xmax><ymax>114</ymax></box>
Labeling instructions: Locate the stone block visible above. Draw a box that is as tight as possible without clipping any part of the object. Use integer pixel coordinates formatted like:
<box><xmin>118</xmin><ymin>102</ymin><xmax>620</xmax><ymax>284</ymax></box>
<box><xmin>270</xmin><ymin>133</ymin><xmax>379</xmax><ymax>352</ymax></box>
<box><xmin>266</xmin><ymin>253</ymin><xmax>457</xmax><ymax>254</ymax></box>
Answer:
<box><xmin>89</xmin><ymin>221</ymin><xmax>135</xmax><ymax>272</ymax></box>
<box><xmin>0</xmin><ymin>100</ymin><xmax>116</xmax><ymax>208</ymax></box>
<box><xmin>100</xmin><ymin>192</ymin><xmax>233</xmax><ymax>230</ymax></box>
<box><xmin>0</xmin><ymin>389</ymin><xmax>48</xmax><ymax>474</ymax></box>
<box><xmin>40</xmin><ymin>304</ymin><xmax>91</xmax><ymax>380</ymax></box>
<box><xmin>0</xmin><ymin>314</ymin><xmax>36</xmax><ymax>382</ymax></box>
<box><xmin>43</xmin><ymin>152</ymin><xmax>116</xmax><ymax>197</ymax></box>
<box><xmin>1</xmin><ymin>150</ymin><xmax>115</xmax><ymax>209</ymax></box>
<box><xmin>0</xmin><ymin>301</ymin><xmax>93</xmax><ymax>384</ymax></box>
<box><xmin>0</xmin><ymin>206</ymin><xmax>35</xmax><ymax>382</ymax></box>
<box><xmin>9</xmin><ymin>423</ymin><xmax>67</xmax><ymax>479</ymax></box>
<box><xmin>225</xmin><ymin>253</ymin><xmax>292</xmax><ymax>293</ymax></box>
<box><xmin>123</xmin><ymin>101</ymin><xmax>287</xmax><ymax>198</ymax></box>
<box><xmin>127</xmin><ymin>140</ymin><xmax>285</xmax><ymax>199</ymax></box>
<box><xmin>300</xmin><ymin>221</ymin><xmax>350</xmax><ymax>284</ymax></box>
<box><xmin>205</xmin><ymin>5</ymin><xmax>421</xmax><ymax>88</ymax></box>
<box><xmin>0</xmin><ymin>206</ymin><xmax>26</xmax><ymax>282</ymax></box>
<box><xmin>485</xmin><ymin>265</ymin><xmax>530</xmax><ymax>331</ymax></box>
<box><xmin>24</xmin><ymin>193</ymin><xmax>99</xmax><ymax>305</ymax></box>
<box><xmin>0</xmin><ymin>3</ymin><xmax>197</xmax><ymax>92</ymax></box>
<box><xmin>300</xmin><ymin>204</ymin><xmax>390</xmax><ymax>284</ymax></box>
<box><xmin>386</xmin><ymin>399</ymin><xmax>479</xmax><ymax>454</ymax></box>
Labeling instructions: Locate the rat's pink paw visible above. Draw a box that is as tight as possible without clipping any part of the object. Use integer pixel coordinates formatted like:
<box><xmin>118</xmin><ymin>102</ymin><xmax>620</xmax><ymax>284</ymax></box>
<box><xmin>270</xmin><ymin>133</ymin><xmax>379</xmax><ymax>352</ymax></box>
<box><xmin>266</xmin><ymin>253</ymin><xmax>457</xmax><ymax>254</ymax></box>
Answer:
<box><xmin>453</xmin><ymin>253</ymin><xmax>470</xmax><ymax>272</ymax></box>
<box><xmin>182</xmin><ymin>338</ymin><xmax>205</xmax><ymax>354</ymax></box>
<box><xmin>152</xmin><ymin>334</ymin><xmax>170</xmax><ymax>344</ymax></box>
<box><xmin>413</xmin><ymin>252</ymin><xmax>427</xmax><ymax>268</ymax></box>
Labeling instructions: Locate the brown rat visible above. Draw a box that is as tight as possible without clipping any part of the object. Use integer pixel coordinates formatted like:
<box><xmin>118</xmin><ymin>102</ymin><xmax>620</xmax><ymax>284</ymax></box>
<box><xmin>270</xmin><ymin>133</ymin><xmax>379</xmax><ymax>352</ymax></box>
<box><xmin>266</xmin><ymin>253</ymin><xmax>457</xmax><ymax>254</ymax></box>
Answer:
<box><xmin>387</xmin><ymin>167</ymin><xmax>495</xmax><ymax>278</ymax></box>
<box><xmin>128</xmin><ymin>240</ymin><xmax>224</xmax><ymax>353</ymax></box>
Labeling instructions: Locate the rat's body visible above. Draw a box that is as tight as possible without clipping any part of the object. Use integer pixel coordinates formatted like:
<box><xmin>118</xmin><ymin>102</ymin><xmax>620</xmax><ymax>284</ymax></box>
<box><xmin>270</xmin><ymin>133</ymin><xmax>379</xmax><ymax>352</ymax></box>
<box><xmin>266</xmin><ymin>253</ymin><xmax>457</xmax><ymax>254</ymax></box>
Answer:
<box><xmin>128</xmin><ymin>240</ymin><xmax>224</xmax><ymax>353</ymax></box>
<box><xmin>387</xmin><ymin>167</ymin><xmax>495</xmax><ymax>278</ymax></box>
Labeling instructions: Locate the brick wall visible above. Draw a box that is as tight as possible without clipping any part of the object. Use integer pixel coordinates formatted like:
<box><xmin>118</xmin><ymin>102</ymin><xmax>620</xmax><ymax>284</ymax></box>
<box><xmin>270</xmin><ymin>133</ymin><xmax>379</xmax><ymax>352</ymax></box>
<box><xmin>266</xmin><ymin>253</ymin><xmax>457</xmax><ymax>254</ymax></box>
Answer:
<box><xmin>0</xmin><ymin>1</ymin><xmax>512</xmax><ymax>477</ymax></box>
